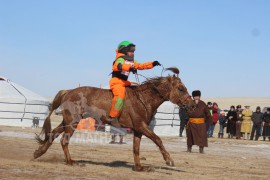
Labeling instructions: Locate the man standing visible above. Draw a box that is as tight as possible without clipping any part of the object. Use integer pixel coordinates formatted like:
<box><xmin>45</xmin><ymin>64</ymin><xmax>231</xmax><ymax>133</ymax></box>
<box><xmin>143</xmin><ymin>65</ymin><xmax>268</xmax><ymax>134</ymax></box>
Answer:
<box><xmin>250</xmin><ymin>106</ymin><xmax>264</xmax><ymax>141</ymax></box>
<box><xmin>262</xmin><ymin>108</ymin><xmax>270</xmax><ymax>141</ymax></box>
<box><xmin>226</xmin><ymin>106</ymin><xmax>237</xmax><ymax>138</ymax></box>
<box><xmin>186</xmin><ymin>90</ymin><xmax>212</xmax><ymax>153</ymax></box>
<box><xmin>179</xmin><ymin>107</ymin><xmax>189</xmax><ymax>137</ymax></box>
<box><xmin>206</xmin><ymin>102</ymin><xmax>213</xmax><ymax>133</ymax></box>
<box><xmin>235</xmin><ymin>105</ymin><xmax>243</xmax><ymax>139</ymax></box>
<box><xmin>241</xmin><ymin>105</ymin><xmax>253</xmax><ymax>140</ymax></box>
<box><xmin>208</xmin><ymin>102</ymin><xmax>219</xmax><ymax>138</ymax></box>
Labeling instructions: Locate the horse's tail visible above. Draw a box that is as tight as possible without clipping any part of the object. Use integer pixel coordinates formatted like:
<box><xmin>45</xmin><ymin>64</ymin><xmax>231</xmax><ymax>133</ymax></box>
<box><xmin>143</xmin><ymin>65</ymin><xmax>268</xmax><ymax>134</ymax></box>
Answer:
<box><xmin>35</xmin><ymin>90</ymin><xmax>69</xmax><ymax>145</ymax></box>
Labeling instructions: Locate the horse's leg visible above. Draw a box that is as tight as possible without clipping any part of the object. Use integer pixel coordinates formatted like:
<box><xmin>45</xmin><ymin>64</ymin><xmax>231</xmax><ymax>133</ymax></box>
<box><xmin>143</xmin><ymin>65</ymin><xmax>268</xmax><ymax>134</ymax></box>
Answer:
<box><xmin>60</xmin><ymin>125</ymin><xmax>76</xmax><ymax>165</ymax></box>
<box><xmin>133</xmin><ymin>130</ymin><xmax>143</xmax><ymax>171</ymax></box>
<box><xmin>34</xmin><ymin>120</ymin><xmax>65</xmax><ymax>159</ymax></box>
<box><xmin>138</xmin><ymin>123</ymin><xmax>174</xmax><ymax>166</ymax></box>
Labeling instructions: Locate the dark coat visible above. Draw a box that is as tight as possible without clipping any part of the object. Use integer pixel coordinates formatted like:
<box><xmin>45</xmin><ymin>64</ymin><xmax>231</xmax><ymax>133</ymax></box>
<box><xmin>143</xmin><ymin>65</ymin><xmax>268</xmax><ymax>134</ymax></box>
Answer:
<box><xmin>236</xmin><ymin>110</ymin><xmax>243</xmax><ymax>121</ymax></box>
<box><xmin>179</xmin><ymin>108</ymin><xmax>189</xmax><ymax>127</ymax></box>
<box><xmin>226</xmin><ymin>110</ymin><xmax>237</xmax><ymax>135</ymax></box>
<box><xmin>219</xmin><ymin>115</ymin><xmax>227</xmax><ymax>125</ymax></box>
<box><xmin>262</xmin><ymin>113</ymin><xmax>270</xmax><ymax>137</ymax></box>
<box><xmin>187</xmin><ymin>100</ymin><xmax>212</xmax><ymax>147</ymax></box>
<box><xmin>263</xmin><ymin>113</ymin><xmax>270</xmax><ymax>123</ymax></box>
<box><xmin>251</xmin><ymin>112</ymin><xmax>264</xmax><ymax>125</ymax></box>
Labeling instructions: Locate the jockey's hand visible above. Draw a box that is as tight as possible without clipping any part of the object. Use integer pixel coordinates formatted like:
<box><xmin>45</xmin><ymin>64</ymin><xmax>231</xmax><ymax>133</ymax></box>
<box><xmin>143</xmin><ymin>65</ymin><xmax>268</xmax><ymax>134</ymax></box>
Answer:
<box><xmin>129</xmin><ymin>67</ymin><xmax>137</xmax><ymax>74</ymax></box>
<box><xmin>153</xmin><ymin>61</ymin><xmax>161</xmax><ymax>67</ymax></box>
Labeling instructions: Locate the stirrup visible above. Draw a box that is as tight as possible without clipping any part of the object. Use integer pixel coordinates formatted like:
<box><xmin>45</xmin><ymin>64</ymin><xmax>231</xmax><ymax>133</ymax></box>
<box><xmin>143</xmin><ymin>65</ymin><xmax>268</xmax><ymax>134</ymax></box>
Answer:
<box><xmin>100</xmin><ymin>115</ymin><xmax>121</xmax><ymax>127</ymax></box>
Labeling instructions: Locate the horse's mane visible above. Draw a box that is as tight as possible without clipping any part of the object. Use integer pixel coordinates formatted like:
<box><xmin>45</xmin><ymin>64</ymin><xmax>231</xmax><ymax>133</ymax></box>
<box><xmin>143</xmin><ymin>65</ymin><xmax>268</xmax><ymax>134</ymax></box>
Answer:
<box><xmin>134</xmin><ymin>67</ymin><xmax>179</xmax><ymax>88</ymax></box>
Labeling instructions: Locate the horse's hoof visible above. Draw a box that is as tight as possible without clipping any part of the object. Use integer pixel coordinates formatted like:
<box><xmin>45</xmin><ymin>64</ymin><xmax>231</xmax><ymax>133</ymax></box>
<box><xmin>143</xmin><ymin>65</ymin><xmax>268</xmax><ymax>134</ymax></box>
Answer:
<box><xmin>66</xmin><ymin>160</ymin><xmax>77</xmax><ymax>166</ymax></box>
<box><xmin>166</xmin><ymin>160</ymin><xmax>175</xmax><ymax>167</ymax></box>
<box><xmin>33</xmin><ymin>150</ymin><xmax>41</xmax><ymax>159</ymax></box>
<box><xmin>133</xmin><ymin>166</ymin><xmax>155</xmax><ymax>172</ymax></box>
<box><xmin>133</xmin><ymin>165</ymin><xmax>144</xmax><ymax>171</ymax></box>
<box><xmin>140</xmin><ymin>157</ymin><xmax>147</xmax><ymax>160</ymax></box>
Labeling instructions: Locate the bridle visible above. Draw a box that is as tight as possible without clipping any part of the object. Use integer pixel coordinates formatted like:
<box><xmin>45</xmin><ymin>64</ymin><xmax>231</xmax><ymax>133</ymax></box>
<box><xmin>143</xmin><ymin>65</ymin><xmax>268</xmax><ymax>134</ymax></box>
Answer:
<box><xmin>178</xmin><ymin>94</ymin><xmax>192</xmax><ymax>108</ymax></box>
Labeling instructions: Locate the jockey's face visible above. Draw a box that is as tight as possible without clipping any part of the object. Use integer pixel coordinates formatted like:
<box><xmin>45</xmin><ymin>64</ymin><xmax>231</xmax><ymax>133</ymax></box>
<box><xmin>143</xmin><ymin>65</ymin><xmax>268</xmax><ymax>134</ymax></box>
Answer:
<box><xmin>127</xmin><ymin>51</ymin><xmax>134</xmax><ymax>57</ymax></box>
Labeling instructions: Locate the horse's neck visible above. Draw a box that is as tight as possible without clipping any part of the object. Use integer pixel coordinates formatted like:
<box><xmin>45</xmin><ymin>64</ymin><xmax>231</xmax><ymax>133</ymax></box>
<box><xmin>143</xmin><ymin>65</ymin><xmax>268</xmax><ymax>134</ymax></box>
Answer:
<box><xmin>135</xmin><ymin>85</ymin><xmax>166</xmax><ymax>115</ymax></box>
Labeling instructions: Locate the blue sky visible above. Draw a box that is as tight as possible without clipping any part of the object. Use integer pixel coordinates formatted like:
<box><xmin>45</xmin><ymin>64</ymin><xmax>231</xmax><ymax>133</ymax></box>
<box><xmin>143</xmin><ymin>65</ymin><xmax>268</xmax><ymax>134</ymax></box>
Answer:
<box><xmin>1</xmin><ymin>0</ymin><xmax>269</xmax><ymax>97</ymax></box>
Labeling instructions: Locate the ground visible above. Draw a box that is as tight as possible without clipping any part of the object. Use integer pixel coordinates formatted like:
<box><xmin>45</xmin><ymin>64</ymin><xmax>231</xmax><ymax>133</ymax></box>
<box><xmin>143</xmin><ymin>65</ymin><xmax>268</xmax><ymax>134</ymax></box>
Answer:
<box><xmin>0</xmin><ymin>115</ymin><xmax>270</xmax><ymax>180</ymax></box>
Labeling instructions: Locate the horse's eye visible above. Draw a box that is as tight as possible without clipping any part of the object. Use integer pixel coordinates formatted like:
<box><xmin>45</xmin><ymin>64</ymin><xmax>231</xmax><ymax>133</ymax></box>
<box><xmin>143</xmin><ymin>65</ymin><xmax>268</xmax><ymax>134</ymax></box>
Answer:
<box><xmin>178</xmin><ymin>87</ymin><xmax>184</xmax><ymax>92</ymax></box>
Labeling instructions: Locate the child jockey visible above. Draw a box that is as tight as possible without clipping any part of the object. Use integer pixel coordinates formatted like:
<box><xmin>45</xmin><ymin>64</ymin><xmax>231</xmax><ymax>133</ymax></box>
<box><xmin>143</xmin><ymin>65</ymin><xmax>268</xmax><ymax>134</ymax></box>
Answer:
<box><xmin>101</xmin><ymin>40</ymin><xmax>161</xmax><ymax>126</ymax></box>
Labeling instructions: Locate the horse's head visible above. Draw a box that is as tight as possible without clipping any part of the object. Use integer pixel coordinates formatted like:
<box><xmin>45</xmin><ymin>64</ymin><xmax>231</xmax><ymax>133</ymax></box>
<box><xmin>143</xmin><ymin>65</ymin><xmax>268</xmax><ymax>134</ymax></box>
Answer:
<box><xmin>152</xmin><ymin>67</ymin><xmax>196</xmax><ymax>113</ymax></box>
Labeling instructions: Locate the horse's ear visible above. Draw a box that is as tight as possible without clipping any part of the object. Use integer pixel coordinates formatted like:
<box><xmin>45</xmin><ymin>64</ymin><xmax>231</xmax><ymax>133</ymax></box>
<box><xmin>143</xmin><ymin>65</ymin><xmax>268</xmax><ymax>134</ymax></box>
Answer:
<box><xmin>167</xmin><ymin>75</ymin><xmax>173</xmax><ymax>82</ymax></box>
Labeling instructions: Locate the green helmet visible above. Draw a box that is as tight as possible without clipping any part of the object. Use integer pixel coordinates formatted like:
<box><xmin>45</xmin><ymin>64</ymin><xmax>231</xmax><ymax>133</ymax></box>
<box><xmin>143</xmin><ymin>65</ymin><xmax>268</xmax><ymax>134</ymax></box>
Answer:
<box><xmin>117</xmin><ymin>41</ymin><xmax>135</xmax><ymax>50</ymax></box>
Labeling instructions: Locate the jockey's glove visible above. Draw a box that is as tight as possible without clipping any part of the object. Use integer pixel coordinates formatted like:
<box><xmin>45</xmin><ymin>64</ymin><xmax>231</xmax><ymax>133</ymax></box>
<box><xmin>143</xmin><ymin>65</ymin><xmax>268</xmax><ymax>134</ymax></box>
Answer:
<box><xmin>129</xmin><ymin>67</ymin><xmax>137</xmax><ymax>74</ymax></box>
<box><xmin>153</xmin><ymin>61</ymin><xmax>161</xmax><ymax>67</ymax></box>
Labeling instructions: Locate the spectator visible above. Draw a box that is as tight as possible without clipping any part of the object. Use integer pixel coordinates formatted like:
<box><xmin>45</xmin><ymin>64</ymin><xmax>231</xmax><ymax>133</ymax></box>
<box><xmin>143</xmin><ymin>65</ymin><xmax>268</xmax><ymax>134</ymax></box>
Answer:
<box><xmin>179</xmin><ymin>107</ymin><xmax>189</xmax><ymax>137</ymax></box>
<box><xmin>109</xmin><ymin>126</ymin><xmax>127</xmax><ymax>144</ymax></box>
<box><xmin>262</xmin><ymin>108</ymin><xmax>270</xmax><ymax>141</ymax></box>
<box><xmin>250</xmin><ymin>106</ymin><xmax>264</xmax><ymax>141</ymax></box>
<box><xmin>208</xmin><ymin>102</ymin><xmax>220</xmax><ymax>138</ymax></box>
<box><xmin>206</xmin><ymin>102</ymin><xmax>213</xmax><ymax>132</ymax></box>
<box><xmin>241</xmin><ymin>105</ymin><xmax>253</xmax><ymax>140</ymax></box>
<box><xmin>226</xmin><ymin>106</ymin><xmax>237</xmax><ymax>138</ymax></box>
<box><xmin>186</xmin><ymin>90</ymin><xmax>212</xmax><ymax>153</ymax></box>
<box><xmin>235</xmin><ymin>105</ymin><xmax>243</xmax><ymax>139</ymax></box>
<box><xmin>218</xmin><ymin>111</ymin><xmax>227</xmax><ymax>138</ymax></box>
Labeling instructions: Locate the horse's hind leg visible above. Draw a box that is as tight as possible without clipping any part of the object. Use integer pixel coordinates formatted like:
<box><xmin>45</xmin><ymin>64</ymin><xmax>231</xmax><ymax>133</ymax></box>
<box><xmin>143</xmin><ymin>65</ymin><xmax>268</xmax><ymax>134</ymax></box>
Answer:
<box><xmin>60</xmin><ymin>125</ymin><xmax>76</xmax><ymax>165</ymax></box>
<box><xmin>137</xmin><ymin>123</ymin><xmax>174</xmax><ymax>167</ymax></box>
<box><xmin>133</xmin><ymin>131</ymin><xmax>143</xmax><ymax>171</ymax></box>
<box><xmin>34</xmin><ymin>121</ymin><xmax>65</xmax><ymax>159</ymax></box>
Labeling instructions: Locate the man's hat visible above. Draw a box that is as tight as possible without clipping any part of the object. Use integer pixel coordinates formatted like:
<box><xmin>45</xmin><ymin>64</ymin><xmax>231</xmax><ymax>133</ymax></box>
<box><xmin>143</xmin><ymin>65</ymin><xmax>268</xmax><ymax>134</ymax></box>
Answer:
<box><xmin>237</xmin><ymin>105</ymin><xmax>241</xmax><ymax>109</ymax></box>
<box><xmin>192</xmin><ymin>90</ymin><xmax>201</xmax><ymax>97</ymax></box>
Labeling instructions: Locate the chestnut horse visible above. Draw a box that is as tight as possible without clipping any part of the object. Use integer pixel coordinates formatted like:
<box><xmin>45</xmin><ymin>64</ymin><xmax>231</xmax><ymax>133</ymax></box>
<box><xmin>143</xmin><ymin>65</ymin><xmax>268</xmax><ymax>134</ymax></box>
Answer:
<box><xmin>34</xmin><ymin>67</ymin><xmax>195</xmax><ymax>171</ymax></box>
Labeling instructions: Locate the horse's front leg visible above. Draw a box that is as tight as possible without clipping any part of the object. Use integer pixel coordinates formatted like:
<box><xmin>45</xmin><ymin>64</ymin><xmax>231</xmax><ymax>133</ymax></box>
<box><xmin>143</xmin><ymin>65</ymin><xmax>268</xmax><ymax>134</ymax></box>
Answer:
<box><xmin>138</xmin><ymin>123</ymin><xmax>174</xmax><ymax>167</ymax></box>
<box><xmin>133</xmin><ymin>130</ymin><xmax>143</xmax><ymax>171</ymax></box>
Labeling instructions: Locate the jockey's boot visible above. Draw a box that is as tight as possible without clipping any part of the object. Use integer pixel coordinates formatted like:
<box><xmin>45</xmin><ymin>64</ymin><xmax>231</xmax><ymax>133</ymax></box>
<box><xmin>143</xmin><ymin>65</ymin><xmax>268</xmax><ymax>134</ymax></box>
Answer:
<box><xmin>221</xmin><ymin>133</ymin><xmax>224</xmax><ymax>138</ymax></box>
<box><xmin>187</xmin><ymin>145</ymin><xmax>192</xmax><ymax>152</ymax></box>
<box><xmin>218</xmin><ymin>133</ymin><xmax>221</xmax><ymax>138</ymax></box>
<box><xmin>199</xmin><ymin>146</ymin><xmax>204</xmax><ymax>154</ymax></box>
<box><xmin>100</xmin><ymin>115</ymin><xmax>121</xmax><ymax>127</ymax></box>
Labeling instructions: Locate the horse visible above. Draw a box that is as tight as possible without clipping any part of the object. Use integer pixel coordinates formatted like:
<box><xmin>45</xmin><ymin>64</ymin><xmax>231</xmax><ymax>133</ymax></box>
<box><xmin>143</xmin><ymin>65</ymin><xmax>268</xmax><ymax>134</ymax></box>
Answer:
<box><xmin>34</xmin><ymin>67</ymin><xmax>195</xmax><ymax>171</ymax></box>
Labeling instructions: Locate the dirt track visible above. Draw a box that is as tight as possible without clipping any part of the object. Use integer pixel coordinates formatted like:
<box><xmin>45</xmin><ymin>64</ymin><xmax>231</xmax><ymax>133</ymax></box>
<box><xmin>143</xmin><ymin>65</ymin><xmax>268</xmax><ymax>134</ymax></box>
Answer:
<box><xmin>0</xmin><ymin>124</ymin><xmax>270</xmax><ymax>180</ymax></box>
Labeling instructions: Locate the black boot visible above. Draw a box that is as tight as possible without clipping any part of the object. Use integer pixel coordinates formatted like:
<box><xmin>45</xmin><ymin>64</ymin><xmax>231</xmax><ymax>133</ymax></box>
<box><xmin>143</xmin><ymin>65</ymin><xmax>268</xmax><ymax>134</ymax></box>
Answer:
<box><xmin>255</xmin><ymin>136</ymin><xmax>259</xmax><ymax>141</ymax></box>
<box><xmin>218</xmin><ymin>133</ymin><xmax>221</xmax><ymax>138</ymax></box>
<box><xmin>187</xmin><ymin>145</ymin><xmax>192</xmax><ymax>152</ymax></box>
<box><xmin>199</xmin><ymin>146</ymin><xmax>204</xmax><ymax>154</ymax></box>
<box><xmin>100</xmin><ymin>115</ymin><xmax>121</xmax><ymax>127</ymax></box>
<box><xmin>221</xmin><ymin>133</ymin><xmax>224</xmax><ymax>138</ymax></box>
<box><xmin>250</xmin><ymin>133</ymin><xmax>254</xmax><ymax>140</ymax></box>
<box><xmin>179</xmin><ymin>127</ymin><xmax>184</xmax><ymax>137</ymax></box>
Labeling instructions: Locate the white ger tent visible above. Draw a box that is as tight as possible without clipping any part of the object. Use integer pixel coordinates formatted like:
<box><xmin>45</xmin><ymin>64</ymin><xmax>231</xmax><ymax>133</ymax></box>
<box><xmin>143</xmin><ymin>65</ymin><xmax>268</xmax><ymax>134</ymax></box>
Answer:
<box><xmin>149</xmin><ymin>101</ymin><xmax>180</xmax><ymax>136</ymax></box>
<box><xmin>0</xmin><ymin>77</ymin><xmax>50</xmax><ymax>127</ymax></box>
